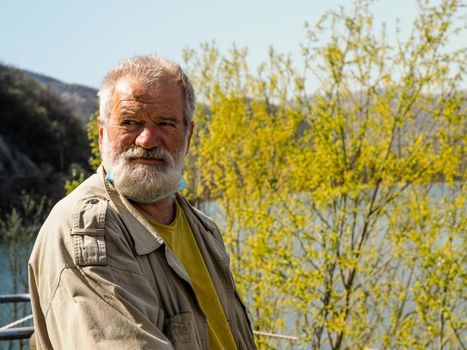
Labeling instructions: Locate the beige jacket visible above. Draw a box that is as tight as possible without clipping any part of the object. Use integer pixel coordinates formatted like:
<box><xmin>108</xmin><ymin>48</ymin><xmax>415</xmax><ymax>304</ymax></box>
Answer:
<box><xmin>28</xmin><ymin>167</ymin><xmax>256</xmax><ymax>349</ymax></box>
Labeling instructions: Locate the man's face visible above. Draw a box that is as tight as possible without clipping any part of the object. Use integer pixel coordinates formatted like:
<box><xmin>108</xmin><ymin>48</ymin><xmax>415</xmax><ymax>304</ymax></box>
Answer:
<box><xmin>99</xmin><ymin>76</ymin><xmax>193</xmax><ymax>203</ymax></box>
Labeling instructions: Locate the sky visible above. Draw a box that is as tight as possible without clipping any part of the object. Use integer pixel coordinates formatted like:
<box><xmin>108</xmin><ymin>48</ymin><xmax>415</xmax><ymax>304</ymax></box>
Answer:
<box><xmin>0</xmin><ymin>0</ymin><xmax>464</xmax><ymax>88</ymax></box>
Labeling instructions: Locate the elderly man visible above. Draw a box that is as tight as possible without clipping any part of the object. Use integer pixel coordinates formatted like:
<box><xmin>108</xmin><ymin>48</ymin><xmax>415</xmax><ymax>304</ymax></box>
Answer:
<box><xmin>28</xmin><ymin>55</ymin><xmax>256</xmax><ymax>349</ymax></box>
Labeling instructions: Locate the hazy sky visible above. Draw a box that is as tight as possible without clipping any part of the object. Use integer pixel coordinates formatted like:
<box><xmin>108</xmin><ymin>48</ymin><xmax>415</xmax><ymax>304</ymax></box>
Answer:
<box><xmin>0</xmin><ymin>0</ymin><xmax>463</xmax><ymax>88</ymax></box>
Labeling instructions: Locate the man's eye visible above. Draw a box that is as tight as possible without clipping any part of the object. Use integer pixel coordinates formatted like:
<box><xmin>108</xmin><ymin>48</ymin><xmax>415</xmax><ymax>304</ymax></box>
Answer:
<box><xmin>122</xmin><ymin>120</ymin><xmax>139</xmax><ymax>126</ymax></box>
<box><xmin>159</xmin><ymin>121</ymin><xmax>175</xmax><ymax>128</ymax></box>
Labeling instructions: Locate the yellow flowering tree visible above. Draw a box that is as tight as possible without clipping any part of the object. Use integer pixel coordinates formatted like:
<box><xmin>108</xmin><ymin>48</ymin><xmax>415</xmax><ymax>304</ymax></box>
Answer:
<box><xmin>183</xmin><ymin>0</ymin><xmax>465</xmax><ymax>348</ymax></box>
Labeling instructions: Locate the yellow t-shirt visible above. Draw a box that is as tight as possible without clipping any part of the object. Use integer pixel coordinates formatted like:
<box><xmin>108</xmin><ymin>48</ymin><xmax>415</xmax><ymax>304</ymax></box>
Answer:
<box><xmin>143</xmin><ymin>201</ymin><xmax>237</xmax><ymax>350</ymax></box>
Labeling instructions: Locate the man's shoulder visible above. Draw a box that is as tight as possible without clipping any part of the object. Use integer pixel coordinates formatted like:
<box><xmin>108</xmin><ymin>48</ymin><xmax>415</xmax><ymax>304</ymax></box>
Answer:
<box><xmin>40</xmin><ymin>174</ymin><xmax>104</xmax><ymax>227</ymax></box>
<box><xmin>61</xmin><ymin>172</ymin><xmax>108</xmax><ymax>206</ymax></box>
<box><xmin>30</xmin><ymin>173</ymin><xmax>111</xmax><ymax>264</ymax></box>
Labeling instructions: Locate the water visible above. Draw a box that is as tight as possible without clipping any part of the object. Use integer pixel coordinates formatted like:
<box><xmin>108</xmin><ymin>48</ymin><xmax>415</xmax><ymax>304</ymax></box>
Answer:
<box><xmin>0</xmin><ymin>247</ymin><xmax>33</xmax><ymax>350</ymax></box>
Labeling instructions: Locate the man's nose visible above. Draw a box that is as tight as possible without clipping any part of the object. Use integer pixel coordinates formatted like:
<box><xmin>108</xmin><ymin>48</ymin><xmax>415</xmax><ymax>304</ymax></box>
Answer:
<box><xmin>135</xmin><ymin>125</ymin><xmax>161</xmax><ymax>149</ymax></box>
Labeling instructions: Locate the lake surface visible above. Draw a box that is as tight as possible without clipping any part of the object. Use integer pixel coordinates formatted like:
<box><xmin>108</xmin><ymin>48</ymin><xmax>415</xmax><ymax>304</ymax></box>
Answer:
<box><xmin>0</xmin><ymin>247</ymin><xmax>32</xmax><ymax>350</ymax></box>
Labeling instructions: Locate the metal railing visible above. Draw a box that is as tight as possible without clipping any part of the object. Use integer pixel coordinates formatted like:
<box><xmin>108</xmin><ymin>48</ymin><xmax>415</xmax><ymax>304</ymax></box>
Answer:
<box><xmin>0</xmin><ymin>294</ymin><xmax>34</xmax><ymax>341</ymax></box>
<box><xmin>0</xmin><ymin>294</ymin><xmax>300</xmax><ymax>345</ymax></box>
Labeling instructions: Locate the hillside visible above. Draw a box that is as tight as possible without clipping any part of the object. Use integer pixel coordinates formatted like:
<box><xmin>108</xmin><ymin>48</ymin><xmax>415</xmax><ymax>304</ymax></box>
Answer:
<box><xmin>23</xmin><ymin>70</ymin><xmax>98</xmax><ymax>125</ymax></box>
<box><xmin>0</xmin><ymin>64</ymin><xmax>91</xmax><ymax>210</ymax></box>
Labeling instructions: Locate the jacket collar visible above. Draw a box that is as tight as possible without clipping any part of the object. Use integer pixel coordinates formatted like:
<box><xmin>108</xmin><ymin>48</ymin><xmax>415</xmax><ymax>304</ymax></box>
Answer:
<box><xmin>175</xmin><ymin>193</ymin><xmax>218</xmax><ymax>236</ymax></box>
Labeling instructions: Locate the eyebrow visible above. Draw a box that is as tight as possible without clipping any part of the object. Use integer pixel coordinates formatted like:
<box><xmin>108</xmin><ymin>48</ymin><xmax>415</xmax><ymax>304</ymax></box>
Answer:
<box><xmin>158</xmin><ymin>116</ymin><xmax>179</xmax><ymax>122</ymax></box>
<box><xmin>117</xmin><ymin>113</ymin><xmax>181</xmax><ymax>123</ymax></box>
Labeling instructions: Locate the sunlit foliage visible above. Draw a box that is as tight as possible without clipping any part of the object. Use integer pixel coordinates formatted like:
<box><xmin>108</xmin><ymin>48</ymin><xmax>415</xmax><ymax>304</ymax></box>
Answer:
<box><xmin>182</xmin><ymin>0</ymin><xmax>466</xmax><ymax>348</ymax></box>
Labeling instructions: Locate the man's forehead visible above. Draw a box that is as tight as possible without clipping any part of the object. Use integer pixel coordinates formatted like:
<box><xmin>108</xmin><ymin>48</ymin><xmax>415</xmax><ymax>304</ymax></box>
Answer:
<box><xmin>110</xmin><ymin>76</ymin><xmax>185</xmax><ymax>117</ymax></box>
<box><xmin>114</xmin><ymin>78</ymin><xmax>136</xmax><ymax>96</ymax></box>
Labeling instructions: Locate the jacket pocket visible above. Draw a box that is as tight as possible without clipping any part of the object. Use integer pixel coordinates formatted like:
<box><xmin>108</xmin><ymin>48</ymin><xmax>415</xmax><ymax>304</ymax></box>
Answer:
<box><xmin>163</xmin><ymin>312</ymin><xmax>201</xmax><ymax>350</ymax></box>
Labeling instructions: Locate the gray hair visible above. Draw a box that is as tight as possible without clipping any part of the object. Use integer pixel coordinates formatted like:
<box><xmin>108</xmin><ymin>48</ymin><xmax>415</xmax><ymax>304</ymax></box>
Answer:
<box><xmin>98</xmin><ymin>55</ymin><xmax>195</xmax><ymax>125</ymax></box>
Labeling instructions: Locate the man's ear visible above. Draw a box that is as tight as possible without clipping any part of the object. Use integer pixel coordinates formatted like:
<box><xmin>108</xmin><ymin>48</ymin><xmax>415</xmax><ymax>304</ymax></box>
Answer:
<box><xmin>98</xmin><ymin>116</ymin><xmax>105</xmax><ymax>150</ymax></box>
<box><xmin>185</xmin><ymin>121</ymin><xmax>194</xmax><ymax>155</ymax></box>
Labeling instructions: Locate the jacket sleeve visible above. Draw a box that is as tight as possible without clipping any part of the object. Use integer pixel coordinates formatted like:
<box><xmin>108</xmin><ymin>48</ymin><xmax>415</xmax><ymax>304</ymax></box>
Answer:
<box><xmin>28</xmin><ymin>196</ymin><xmax>173</xmax><ymax>350</ymax></box>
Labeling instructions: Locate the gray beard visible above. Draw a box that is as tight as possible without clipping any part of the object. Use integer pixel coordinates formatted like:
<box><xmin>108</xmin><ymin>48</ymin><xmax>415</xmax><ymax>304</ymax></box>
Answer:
<box><xmin>101</xmin><ymin>134</ymin><xmax>184</xmax><ymax>204</ymax></box>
